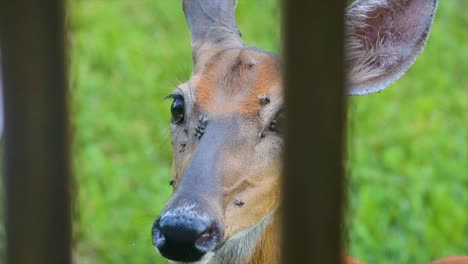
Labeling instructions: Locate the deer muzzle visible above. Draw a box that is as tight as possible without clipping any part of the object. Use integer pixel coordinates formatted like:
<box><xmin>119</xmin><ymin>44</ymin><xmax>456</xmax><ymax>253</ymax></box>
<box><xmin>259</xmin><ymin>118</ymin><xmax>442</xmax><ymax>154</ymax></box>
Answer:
<box><xmin>152</xmin><ymin>118</ymin><xmax>238</xmax><ymax>262</ymax></box>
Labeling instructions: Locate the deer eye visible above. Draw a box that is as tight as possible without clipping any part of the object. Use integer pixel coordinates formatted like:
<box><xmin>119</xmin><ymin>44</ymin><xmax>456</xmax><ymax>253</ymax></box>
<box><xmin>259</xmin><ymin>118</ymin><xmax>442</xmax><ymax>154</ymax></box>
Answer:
<box><xmin>269</xmin><ymin>109</ymin><xmax>285</xmax><ymax>134</ymax></box>
<box><xmin>170</xmin><ymin>94</ymin><xmax>185</xmax><ymax>125</ymax></box>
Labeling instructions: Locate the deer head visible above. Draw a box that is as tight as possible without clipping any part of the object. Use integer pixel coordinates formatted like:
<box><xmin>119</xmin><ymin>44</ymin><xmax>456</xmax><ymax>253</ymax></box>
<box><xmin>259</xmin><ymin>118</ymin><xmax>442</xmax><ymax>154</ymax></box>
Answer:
<box><xmin>151</xmin><ymin>0</ymin><xmax>438</xmax><ymax>263</ymax></box>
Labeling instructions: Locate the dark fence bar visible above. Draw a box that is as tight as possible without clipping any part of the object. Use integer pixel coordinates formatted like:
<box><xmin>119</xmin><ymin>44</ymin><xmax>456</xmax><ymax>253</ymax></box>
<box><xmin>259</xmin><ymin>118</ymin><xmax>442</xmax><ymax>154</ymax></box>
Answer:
<box><xmin>282</xmin><ymin>0</ymin><xmax>346</xmax><ymax>263</ymax></box>
<box><xmin>0</xmin><ymin>1</ymin><xmax>71</xmax><ymax>264</ymax></box>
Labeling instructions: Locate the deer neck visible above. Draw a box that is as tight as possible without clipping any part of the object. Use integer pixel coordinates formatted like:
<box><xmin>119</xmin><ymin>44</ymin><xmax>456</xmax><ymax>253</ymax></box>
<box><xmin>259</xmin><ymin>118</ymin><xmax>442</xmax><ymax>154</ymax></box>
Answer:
<box><xmin>246</xmin><ymin>211</ymin><xmax>281</xmax><ymax>264</ymax></box>
<box><xmin>214</xmin><ymin>210</ymin><xmax>281</xmax><ymax>264</ymax></box>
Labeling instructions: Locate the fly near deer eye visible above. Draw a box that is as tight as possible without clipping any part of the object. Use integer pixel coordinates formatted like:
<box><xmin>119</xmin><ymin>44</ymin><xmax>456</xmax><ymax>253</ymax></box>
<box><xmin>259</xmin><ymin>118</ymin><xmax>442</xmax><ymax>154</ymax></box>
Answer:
<box><xmin>168</xmin><ymin>94</ymin><xmax>185</xmax><ymax>125</ymax></box>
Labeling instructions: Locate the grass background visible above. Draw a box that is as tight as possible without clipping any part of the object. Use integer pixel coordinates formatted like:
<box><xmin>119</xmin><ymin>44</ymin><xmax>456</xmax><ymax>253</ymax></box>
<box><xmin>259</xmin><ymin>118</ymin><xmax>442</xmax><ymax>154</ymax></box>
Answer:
<box><xmin>0</xmin><ymin>0</ymin><xmax>466</xmax><ymax>263</ymax></box>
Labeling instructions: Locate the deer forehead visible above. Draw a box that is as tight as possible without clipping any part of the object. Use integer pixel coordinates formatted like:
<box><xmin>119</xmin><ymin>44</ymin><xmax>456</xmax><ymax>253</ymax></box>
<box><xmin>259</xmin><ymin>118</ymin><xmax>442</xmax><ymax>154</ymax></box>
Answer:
<box><xmin>193</xmin><ymin>48</ymin><xmax>282</xmax><ymax>116</ymax></box>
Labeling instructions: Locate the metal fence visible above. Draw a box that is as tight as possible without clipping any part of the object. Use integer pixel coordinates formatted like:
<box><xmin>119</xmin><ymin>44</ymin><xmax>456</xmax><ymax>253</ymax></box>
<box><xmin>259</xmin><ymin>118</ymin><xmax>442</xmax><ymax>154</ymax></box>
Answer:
<box><xmin>282</xmin><ymin>1</ymin><xmax>345</xmax><ymax>263</ymax></box>
<box><xmin>0</xmin><ymin>1</ymin><xmax>72</xmax><ymax>263</ymax></box>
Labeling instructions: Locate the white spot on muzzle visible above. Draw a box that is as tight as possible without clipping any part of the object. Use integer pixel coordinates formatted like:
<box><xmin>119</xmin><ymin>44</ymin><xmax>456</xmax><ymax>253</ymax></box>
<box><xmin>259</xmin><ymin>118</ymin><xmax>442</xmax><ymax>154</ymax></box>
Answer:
<box><xmin>161</xmin><ymin>201</ymin><xmax>210</xmax><ymax>223</ymax></box>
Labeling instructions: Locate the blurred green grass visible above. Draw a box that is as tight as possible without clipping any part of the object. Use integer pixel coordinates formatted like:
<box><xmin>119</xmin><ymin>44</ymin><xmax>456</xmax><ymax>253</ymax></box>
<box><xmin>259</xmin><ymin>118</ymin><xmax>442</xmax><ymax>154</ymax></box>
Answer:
<box><xmin>0</xmin><ymin>0</ymin><xmax>465</xmax><ymax>263</ymax></box>
<box><xmin>346</xmin><ymin>0</ymin><xmax>468</xmax><ymax>262</ymax></box>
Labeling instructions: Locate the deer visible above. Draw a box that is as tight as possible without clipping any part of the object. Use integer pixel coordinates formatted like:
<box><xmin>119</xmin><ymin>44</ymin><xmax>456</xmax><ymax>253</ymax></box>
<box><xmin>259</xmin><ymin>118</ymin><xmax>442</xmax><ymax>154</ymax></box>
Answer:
<box><xmin>150</xmin><ymin>0</ymin><xmax>466</xmax><ymax>263</ymax></box>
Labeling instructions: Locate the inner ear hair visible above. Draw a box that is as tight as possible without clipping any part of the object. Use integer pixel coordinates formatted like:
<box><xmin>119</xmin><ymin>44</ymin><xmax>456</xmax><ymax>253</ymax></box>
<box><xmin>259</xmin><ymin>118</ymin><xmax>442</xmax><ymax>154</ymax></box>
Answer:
<box><xmin>345</xmin><ymin>0</ymin><xmax>438</xmax><ymax>95</ymax></box>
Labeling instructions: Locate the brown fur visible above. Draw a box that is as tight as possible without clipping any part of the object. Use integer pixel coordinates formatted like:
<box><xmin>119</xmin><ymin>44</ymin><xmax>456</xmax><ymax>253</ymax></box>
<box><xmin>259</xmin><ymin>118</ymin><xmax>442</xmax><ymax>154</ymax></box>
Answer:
<box><xmin>246</xmin><ymin>212</ymin><xmax>281</xmax><ymax>264</ymax></box>
<box><xmin>222</xmin><ymin>146</ymin><xmax>281</xmax><ymax>240</ymax></box>
<box><xmin>431</xmin><ymin>256</ymin><xmax>468</xmax><ymax>264</ymax></box>
<box><xmin>347</xmin><ymin>256</ymin><xmax>468</xmax><ymax>264</ymax></box>
<box><xmin>197</xmin><ymin>49</ymin><xmax>280</xmax><ymax>115</ymax></box>
<box><xmin>242</xmin><ymin>213</ymin><xmax>366</xmax><ymax>264</ymax></box>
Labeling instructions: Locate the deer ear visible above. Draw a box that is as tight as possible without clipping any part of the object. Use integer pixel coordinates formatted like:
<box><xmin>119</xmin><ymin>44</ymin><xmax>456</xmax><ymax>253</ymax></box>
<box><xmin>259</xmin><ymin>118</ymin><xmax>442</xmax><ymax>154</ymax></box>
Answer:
<box><xmin>345</xmin><ymin>0</ymin><xmax>438</xmax><ymax>95</ymax></box>
<box><xmin>183</xmin><ymin>0</ymin><xmax>244</xmax><ymax>72</ymax></box>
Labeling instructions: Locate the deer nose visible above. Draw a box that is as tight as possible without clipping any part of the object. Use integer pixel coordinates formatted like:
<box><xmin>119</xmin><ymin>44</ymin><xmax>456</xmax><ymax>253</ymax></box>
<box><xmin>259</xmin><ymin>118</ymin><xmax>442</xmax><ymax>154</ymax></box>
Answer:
<box><xmin>152</xmin><ymin>214</ymin><xmax>221</xmax><ymax>262</ymax></box>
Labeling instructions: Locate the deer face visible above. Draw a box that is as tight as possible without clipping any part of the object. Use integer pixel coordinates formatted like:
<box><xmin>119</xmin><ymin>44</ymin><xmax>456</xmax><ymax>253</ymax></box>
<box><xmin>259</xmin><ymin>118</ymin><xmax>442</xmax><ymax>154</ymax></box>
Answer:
<box><xmin>153</xmin><ymin>48</ymin><xmax>283</xmax><ymax>262</ymax></box>
<box><xmin>152</xmin><ymin>0</ymin><xmax>437</xmax><ymax>263</ymax></box>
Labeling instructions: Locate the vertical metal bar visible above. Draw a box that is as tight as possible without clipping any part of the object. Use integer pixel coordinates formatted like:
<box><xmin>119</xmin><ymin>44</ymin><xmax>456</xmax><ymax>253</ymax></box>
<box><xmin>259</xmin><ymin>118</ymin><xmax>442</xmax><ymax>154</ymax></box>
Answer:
<box><xmin>0</xmin><ymin>1</ymin><xmax>71</xmax><ymax>263</ymax></box>
<box><xmin>282</xmin><ymin>0</ymin><xmax>346</xmax><ymax>263</ymax></box>
<box><xmin>0</xmin><ymin>54</ymin><xmax>3</xmax><ymax>138</ymax></box>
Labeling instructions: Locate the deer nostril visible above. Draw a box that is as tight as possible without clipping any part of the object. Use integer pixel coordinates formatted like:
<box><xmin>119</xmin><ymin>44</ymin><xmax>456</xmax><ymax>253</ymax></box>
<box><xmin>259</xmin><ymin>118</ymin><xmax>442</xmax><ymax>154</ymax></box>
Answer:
<box><xmin>153</xmin><ymin>229</ymin><xmax>166</xmax><ymax>247</ymax></box>
<box><xmin>195</xmin><ymin>232</ymin><xmax>211</xmax><ymax>245</ymax></box>
<box><xmin>194</xmin><ymin>230</ymin><xmax>212</xmax><ymax>249</ymax></box>
<box><xmin>152</xmin><ymin>214</ymin><xmax>221</xmax><ymax>262</ymax></box>
<box><xmin>194</xmin><ymin>223</ymin><xmax>219</xmax><ymax>252</ymax></box>
<box><xmin>151</xmin><ymin>217</ymin><xmax>165</xmax><ymax>247</ymax></box>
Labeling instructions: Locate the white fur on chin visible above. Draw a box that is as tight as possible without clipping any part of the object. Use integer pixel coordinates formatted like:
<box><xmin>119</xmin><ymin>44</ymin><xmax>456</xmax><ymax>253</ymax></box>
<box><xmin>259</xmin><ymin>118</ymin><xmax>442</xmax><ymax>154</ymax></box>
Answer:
<box><xmin>211</xmin><ymin>211</ymin><xmax>275</xmax><ymax>264</ymax></box>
